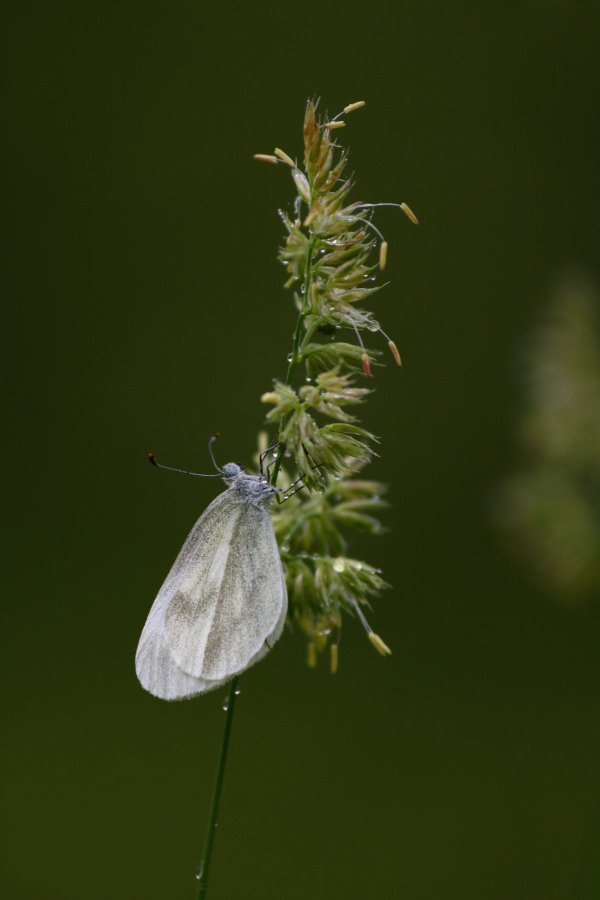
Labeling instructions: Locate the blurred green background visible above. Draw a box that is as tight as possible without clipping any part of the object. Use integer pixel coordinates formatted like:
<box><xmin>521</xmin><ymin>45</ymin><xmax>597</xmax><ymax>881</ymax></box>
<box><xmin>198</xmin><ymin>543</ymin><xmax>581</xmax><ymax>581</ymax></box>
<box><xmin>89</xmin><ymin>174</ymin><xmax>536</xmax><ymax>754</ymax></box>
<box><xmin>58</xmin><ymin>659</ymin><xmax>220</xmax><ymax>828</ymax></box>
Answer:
<box><xmin>4</xmin><ymin>3</ymin><xmax>600</xmax><ymax>898</ymax></box>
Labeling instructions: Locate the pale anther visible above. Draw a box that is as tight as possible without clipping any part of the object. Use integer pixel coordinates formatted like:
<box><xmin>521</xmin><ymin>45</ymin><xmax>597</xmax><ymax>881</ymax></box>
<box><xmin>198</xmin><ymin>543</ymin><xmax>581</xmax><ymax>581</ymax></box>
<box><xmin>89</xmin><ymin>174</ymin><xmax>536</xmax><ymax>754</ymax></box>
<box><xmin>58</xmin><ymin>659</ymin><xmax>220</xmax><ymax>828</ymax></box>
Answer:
<box><xmin>400</xmin><ymin>202</ymin><xmax>419</xmax><ymax>225</ymax></box>
<box><xmin>379</xmin><ymin>241</ymin><xmax>388</xmax><ymax>271</ymax></box>
<box><xmin>274</xmin><ymin>148</ymin><xmax>296</xmax><ymax>168</ymax></box>
<box><xmin>343</xmin><ymin>101</ymin><xmax>366</xmax><ymax>114</ymax></box>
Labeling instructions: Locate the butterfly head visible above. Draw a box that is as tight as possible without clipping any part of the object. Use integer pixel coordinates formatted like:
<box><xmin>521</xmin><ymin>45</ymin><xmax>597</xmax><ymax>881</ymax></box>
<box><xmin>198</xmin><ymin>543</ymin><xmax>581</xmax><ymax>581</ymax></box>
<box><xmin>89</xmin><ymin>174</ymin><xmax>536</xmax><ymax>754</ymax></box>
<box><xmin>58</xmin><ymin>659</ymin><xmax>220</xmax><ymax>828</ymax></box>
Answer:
<box><xmin>221</xmin><ymin>462</ymin><xmax>243</xmax><ymax>484</ymax></box>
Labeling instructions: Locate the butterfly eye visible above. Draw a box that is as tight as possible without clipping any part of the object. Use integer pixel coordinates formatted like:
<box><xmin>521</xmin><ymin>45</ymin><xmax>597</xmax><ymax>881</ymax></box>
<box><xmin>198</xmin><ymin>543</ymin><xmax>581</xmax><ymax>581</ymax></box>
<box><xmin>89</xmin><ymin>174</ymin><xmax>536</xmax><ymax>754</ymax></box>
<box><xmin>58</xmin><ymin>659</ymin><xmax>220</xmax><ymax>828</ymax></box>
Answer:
<box><xmin>221</xmin><ymin>462</ymin><xmax>243</xmax><ymax>479</ymax></box>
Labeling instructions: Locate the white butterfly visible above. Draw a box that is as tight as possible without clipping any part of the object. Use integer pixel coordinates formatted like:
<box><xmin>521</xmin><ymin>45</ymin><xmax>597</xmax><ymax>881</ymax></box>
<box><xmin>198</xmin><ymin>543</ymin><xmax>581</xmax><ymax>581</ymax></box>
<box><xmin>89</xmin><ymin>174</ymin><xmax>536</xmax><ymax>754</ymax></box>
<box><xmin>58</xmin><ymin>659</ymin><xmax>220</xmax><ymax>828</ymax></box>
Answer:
<box><xmin>136</xmin><ymin>442</ymin><xmax>295</xmax><ymax>700</ymax></box>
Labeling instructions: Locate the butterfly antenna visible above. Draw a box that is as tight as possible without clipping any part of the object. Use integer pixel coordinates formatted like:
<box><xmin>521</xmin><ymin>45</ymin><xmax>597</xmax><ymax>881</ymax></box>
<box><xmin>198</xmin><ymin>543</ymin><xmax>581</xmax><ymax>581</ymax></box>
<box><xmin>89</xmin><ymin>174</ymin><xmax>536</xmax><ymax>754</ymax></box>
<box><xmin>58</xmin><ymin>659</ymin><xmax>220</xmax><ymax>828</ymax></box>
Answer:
<box><xmin>147</xmin><ymin>452</ymin><xmax>221</xmax><ymax>477</ymax></box>
<box><xmin>208</xmin><ymin>432</ymin><xmax>225</xmax><ymax>473</ymax></box>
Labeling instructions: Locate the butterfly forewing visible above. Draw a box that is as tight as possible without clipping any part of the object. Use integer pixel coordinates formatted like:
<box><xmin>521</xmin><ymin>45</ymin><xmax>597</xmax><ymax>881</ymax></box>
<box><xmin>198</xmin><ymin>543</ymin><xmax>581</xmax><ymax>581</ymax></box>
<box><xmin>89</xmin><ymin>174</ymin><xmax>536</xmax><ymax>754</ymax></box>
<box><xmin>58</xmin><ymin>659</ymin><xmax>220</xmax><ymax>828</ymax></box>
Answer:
<box><xmin>164</xmin><ymin>494</ymin><xmax>286</xmax><ymax>681</ymax></box>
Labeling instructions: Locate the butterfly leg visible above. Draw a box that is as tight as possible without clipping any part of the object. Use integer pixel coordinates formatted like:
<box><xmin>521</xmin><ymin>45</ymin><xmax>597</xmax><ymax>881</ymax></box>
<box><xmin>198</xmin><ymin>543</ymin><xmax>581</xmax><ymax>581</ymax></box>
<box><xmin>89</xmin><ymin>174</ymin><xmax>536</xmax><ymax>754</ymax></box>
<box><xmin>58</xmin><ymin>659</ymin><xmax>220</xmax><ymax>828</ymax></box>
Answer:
<box><xmin>259</xmin><ymin>441</ymin><xmax>281</xmax><ymax>479</ymax></box>
<box><xmin>273</xmin><ymin>473</ymin><xmax>307</xmax><ymax>503</ymax></box>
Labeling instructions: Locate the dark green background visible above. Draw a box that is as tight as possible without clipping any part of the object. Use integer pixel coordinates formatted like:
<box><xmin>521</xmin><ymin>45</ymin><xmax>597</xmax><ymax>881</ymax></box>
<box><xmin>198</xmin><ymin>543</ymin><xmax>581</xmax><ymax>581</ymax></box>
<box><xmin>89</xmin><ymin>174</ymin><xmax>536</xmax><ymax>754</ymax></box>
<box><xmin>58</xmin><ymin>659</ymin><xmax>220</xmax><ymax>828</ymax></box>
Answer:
<box><xmin>4</xmin><ymin>3</ymin><xmax>600</xmax><ymax>898</ymax></box>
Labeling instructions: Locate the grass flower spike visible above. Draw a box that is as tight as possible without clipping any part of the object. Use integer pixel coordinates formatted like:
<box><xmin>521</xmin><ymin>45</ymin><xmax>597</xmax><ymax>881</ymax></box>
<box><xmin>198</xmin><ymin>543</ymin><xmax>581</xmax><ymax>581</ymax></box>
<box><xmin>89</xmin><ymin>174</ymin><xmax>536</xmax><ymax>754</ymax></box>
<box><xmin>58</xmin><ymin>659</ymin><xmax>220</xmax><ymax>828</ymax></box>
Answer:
<box><xmin>256</xmin><ymin>98</ymin><xmax>418</xmax><ymax>666</ymax></box>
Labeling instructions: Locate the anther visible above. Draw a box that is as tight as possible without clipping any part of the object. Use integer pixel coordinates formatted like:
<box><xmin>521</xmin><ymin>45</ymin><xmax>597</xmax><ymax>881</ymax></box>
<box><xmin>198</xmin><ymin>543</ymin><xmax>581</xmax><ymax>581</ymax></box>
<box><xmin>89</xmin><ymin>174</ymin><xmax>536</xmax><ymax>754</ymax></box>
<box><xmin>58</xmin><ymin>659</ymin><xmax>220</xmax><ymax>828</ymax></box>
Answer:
<box><xmin>330</xmin><ymin>644</ymin><xmax>339</xmax><ymax>674</ymax></box>
<box><xmin>379</xmin><ymin>241</ymin><xmax>388</xmax><ymax>270</ymax></box>
<box><xmin>274</xmin><ymin>148</ymin><xmax>296</xmax><ymax>168</ymax></box>
<box><xmin>388</xmin><ymin>340</ymin><xmax>402</xmax><ymax>367</ymax></box>
<box><xmin>400</xmin><ymin>202</ymin><xmax>419</xmax><ymax>225</ymax></box>
<box><xmin>253</xmin><ymin>153</ymin><xmax>279</xmax><ymax>165</ymax></box>
<box><xmin>343</xmin><ymin>101</ymin><xmax>366</xmax><ymax>114</ymax></box>
<box><xmin>368</xmin><ymin>632</ymin><xmax>392</xmax><ymax>656</ymax></box>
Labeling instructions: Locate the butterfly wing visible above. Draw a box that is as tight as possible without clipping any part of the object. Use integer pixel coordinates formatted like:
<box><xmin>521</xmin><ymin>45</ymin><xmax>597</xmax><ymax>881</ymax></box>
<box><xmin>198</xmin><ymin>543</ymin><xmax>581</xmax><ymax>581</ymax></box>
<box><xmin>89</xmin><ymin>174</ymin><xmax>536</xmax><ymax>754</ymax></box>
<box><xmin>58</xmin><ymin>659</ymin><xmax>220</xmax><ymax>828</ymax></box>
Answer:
<box><xmin>135</xmin><ymin>491</ymin><xmax>240</xmax><ymax>700</ymax></box>
<box><xmin>135</xmin><ymin>489</ymin><xmax>286</xmax><ymax>700</ymax></box>
<box><xmin>164</xmin><ymin>493</ymin><xmax>287</xmax><ymax>682</ymax></box>
<box><xmin>135</xmin><ymin>602</ymin><xmax>228</xmax><ymax>700</ymax></box>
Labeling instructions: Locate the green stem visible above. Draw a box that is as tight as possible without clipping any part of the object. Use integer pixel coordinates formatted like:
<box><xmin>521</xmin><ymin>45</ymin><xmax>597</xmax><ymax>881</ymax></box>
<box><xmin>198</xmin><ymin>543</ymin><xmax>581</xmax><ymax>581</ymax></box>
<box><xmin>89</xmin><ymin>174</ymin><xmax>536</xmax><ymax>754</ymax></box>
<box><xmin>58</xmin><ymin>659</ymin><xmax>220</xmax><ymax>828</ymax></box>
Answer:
<box><xmin>196</xmin><ymin>675</ymin><xmax>240</xmax><ymax>899</ymax></box>
<box><xmin>271</xmin><ymin>236</ymin><xmax>316</xmax><ymax>486</ymax></box>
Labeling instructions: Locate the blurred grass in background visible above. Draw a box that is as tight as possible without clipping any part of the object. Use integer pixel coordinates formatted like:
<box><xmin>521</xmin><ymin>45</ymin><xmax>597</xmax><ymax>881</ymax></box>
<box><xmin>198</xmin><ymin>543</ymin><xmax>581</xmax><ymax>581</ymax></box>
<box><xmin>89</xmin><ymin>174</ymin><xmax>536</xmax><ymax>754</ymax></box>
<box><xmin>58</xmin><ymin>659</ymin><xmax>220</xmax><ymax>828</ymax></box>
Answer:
<box><xmin>3</xmin><ymin>2</ymin><xmax>600</xmax><ymax>898</ymax></box>
<box><xmin>494</xmin><ymin>276</ymin><xmax>600</xmax><ymax>600</ymax></box>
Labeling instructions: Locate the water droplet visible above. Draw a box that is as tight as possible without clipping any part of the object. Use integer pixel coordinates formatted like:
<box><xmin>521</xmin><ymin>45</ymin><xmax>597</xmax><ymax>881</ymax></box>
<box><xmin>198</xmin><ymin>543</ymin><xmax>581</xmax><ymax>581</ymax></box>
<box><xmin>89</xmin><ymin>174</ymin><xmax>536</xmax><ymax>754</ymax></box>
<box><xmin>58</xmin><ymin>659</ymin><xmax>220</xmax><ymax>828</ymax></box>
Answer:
<box><xmin>222</xmin><ymin>700</ymin><xmax>229</xmax><ymax>711</ymax></box>
<box><xmin>281</xmin><ymin>542</ymin><xmax>290</xmax><ymax>553</ymax></box>
<box><xmin>305</xmin><ymin>376</ymin><xmax>312</xmax><ymax>383</ymax></box>
<box><xmin>287</xmin><ymin>353</ymin><xmax>293</xmax><ymax>362</ymax></box>
<box><xmin>195</xmin><ymin>864</ymin><xmax>204</xmax><ymax>881</ymax></box>
<box><xmin>235</xmin><ymin>687</ymin><xmax>241</xmax><ymax>695</ymax></box>
<box><xmin>333</xmin><ymin>559</ymin><xmax>346</xmax><ymax>573</ymax></box>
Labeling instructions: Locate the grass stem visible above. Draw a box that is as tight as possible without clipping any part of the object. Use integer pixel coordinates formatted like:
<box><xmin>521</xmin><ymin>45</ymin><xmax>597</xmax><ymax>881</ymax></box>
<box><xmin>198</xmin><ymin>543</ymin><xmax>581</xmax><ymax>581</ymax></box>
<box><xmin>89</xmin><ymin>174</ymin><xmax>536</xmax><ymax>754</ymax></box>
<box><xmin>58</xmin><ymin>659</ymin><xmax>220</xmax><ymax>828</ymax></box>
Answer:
<box><xmin>196</xmin><ymin>675</ymin><xmax>240</xmax><ymax>899</ymax></box>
